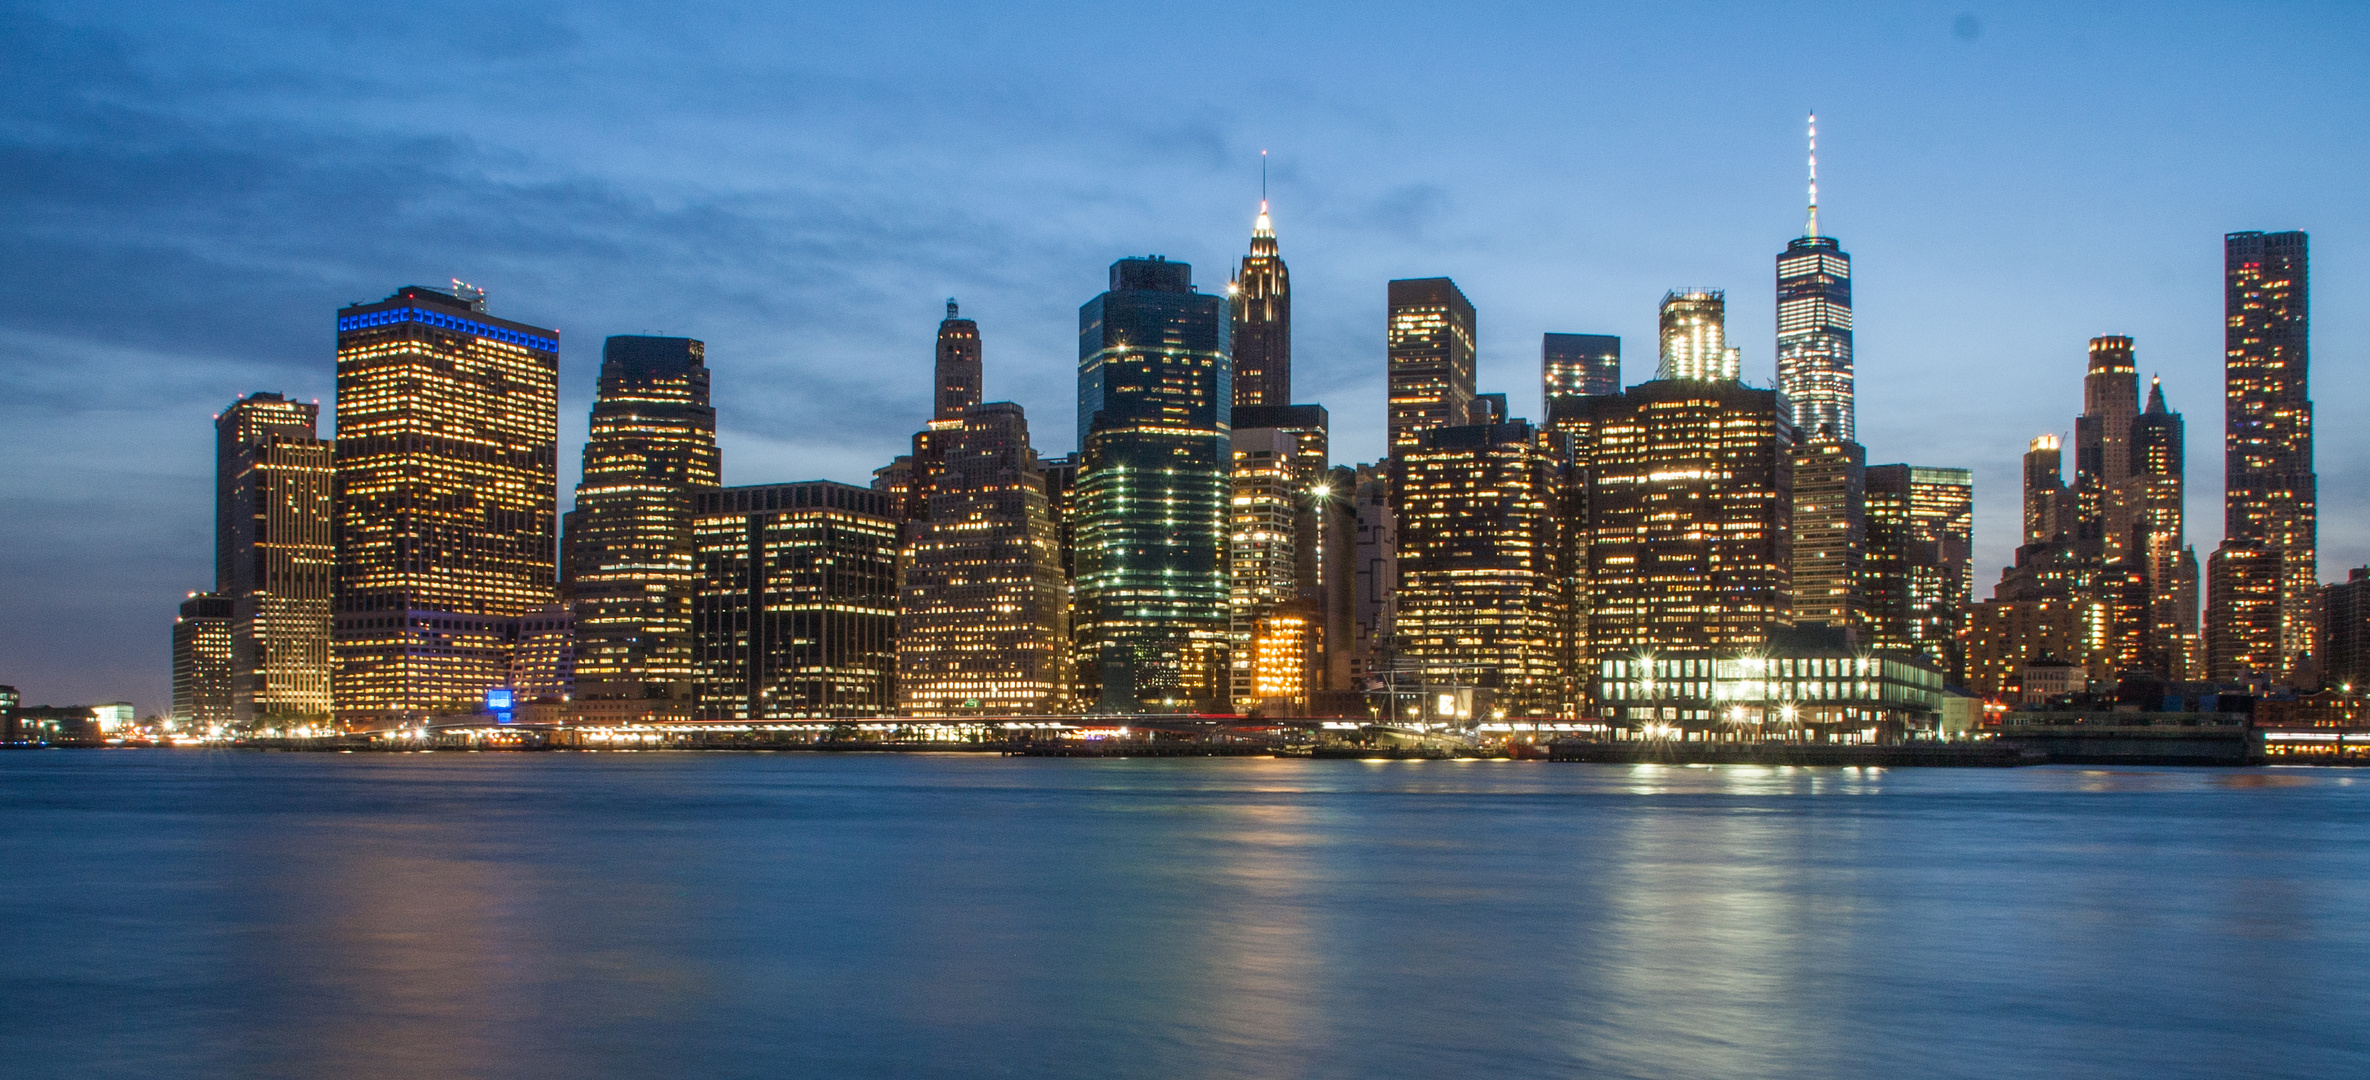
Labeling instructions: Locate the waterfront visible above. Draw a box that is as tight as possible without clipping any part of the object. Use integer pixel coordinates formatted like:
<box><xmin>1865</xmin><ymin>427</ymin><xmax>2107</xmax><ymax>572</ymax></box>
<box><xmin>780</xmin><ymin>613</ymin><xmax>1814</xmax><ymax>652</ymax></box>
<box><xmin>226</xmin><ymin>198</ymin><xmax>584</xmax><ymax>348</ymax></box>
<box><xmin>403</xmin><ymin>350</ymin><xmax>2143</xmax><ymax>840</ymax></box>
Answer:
<box><xmin>3</xmin><ymin>753</ymin><xmax>2365</xmax><ymax>1079</ymax></box>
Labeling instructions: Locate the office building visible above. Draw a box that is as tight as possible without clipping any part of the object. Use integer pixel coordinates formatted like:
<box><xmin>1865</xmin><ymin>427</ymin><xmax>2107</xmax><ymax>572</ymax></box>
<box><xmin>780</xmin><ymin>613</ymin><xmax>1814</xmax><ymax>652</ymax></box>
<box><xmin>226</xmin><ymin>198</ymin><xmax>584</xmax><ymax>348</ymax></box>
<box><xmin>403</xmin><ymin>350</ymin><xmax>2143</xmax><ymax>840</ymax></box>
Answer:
<box><xmin>1228</xmin><ymin>427</ymin><xmax>1302</xmax><ymax>709</ymax></box>
<box><xmin>1597</xmin><ymin>629</ymin><xmax>1945</xmax><ymax>737</ymax></box>
<box><xmin>1391</xmin><ymin>420</ymin><xmax>1566</xmax><ymax>716</ymax></box>
<box><xmin>693</xmin><ymin>482</ymin><xmax>899</xmax><ymax>719</ymax></box>
<box><xmin>1863</xmin><ymin>465</ymin><xmax>1974</xmax><ymax>676</ymax></box>
<box><xmin>1350</xmin><ymin>462</ymin><xmax>1397</xmax><ymax>685</ymax></box>
<box><xmin>2074</xmin><ymin>336</ymin><xmax>2140</xmax><ymax>562</ymax></box>
<box><xmin>1073</xmin><ymin>257</ymin><xmax>1232</xmax><ymax>711</ymax></box>
<box><xmin>1776</xmin><ymin>119</ymin><xmax>1855</xmax><ymax>440</ymax></box>
<box><xmin>2023</xmin><ymin>435</ymin><xmax>2071</xmax><ymax>545</ymax></box>
<box><xmin>1229</xmin><ymin>199</ymin><xmax>1291</xmax><ymax>408</ymax></box>
<box><xmin>1385</xmin><ymin>277</ymin><xmax>1477</xmax><ymax>452</ymax></box>
<box><xmin>215</xmin><ymin>392</ymin><xmax>334</xmax><ymax>724</ymax></box>
<box><xmin>897</xmin><ymin>402</ymin><xmax>1069</xmax><ymax>715</ymax></box>
<box><xmin>934</xmin><ymin>299</ymin><xmax>982</xmax><ymax>421</ymax></box>
<box><xmin>565</xmin><ymin>336</ymin><xmax>721</xmax><ymax>723</ymax></box>
<box><xmin>171</xmin><ymin>592</ymin><xmax>234</xmax><ymax>729</ymax></box>
<box><xmin>1578</xmin><ymin>379</ymin><xmax>1795</xmax><ymax>708</ymax></box>
<box><xmin>1656</xmin><ymin>290</ymin><xmax>1739</xmax><ymax>382</ymax></box>
<box><xmin>2206</xmin><ymin>539</ymin><xmax>2283</xmax><ymax>683</ymax></box>
<box><xmin>1790</xmin><ymin>435</ymin><xmax>1865</xmax><ymax>631</ymax></box>
<box><xmin>1543</xmin><ymin>334</ymin><xmax>1620</xmax><ymax>410</ymax></box>
<box><xmin>332</xmin><ymin>284</ymin><xmax>559</xmax><ymax>728</ymax></box>
<box><xmin>2223</xmin><ymin>230</ymin><xmax>2316</xmax><ymax>678</ymax></box>
<box><xmin>511</xmin><ymin>605</ymin><xmax>575</xmax><ymax>706</ymax></box>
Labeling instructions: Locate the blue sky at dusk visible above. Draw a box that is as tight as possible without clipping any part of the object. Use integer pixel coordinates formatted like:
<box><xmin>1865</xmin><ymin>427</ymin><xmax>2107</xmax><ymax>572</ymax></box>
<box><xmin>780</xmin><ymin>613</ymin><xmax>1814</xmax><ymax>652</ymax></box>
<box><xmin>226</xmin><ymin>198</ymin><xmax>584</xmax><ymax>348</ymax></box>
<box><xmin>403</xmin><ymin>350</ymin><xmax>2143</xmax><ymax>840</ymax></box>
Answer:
<box><xmin>3</xmin><ymin>0</ymin><xmax>2365</xmax><ymax>712</ymax></box>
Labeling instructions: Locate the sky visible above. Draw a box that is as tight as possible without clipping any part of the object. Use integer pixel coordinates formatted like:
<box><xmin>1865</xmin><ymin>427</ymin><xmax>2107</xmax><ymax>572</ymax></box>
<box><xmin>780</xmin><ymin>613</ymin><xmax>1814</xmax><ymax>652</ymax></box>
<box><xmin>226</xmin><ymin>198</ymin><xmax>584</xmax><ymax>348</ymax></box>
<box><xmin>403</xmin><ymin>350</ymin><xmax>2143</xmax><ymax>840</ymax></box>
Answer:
<box><xmin>3</xmin><ymin>0</ymin><xmax>2365</xmax><ymax>714</ymax></box>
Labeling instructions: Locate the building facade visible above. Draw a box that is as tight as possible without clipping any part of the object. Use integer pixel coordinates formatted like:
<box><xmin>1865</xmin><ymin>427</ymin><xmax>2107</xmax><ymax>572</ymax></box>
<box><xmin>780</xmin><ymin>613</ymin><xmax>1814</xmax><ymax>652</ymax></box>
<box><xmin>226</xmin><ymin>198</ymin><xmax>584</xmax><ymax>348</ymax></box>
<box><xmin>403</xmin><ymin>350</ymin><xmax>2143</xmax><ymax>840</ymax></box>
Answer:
<box><xmin>1073</xmin><ymin>257</ymin><xmax>1232</xmax><ymax>712</ymax></box>
<box><xmin>216</xmin><ymin>392</ymin><xmax>333</xmax><ymax>724</ymax></box>
<box><xmin>1790</xmin><ymin>435</ymin><xmax>1866</xmax><ymax>631</ymax></box>
<box><xmin>2325</xmin><ymin>569</ymin><xmax>2370</xmax><ymax>692</ymax></box>
<box><xmin>1229</xmin><ymin>200</ymin><xmax>1290</xmax><ymax>409</ymax></box>
<box><xmin>2074</xmin><ymin>335</ymin><xmax>2140</xmax><ymax>563</ymax></box>
<box><xmin>565</xmin><ymin>336</ymin><xmax>721</xmax><ymax>723</ymax></box>
<box><xmin>2206</xmin><ymin>539</ymin><xmax>2283</xmax><ymax>683</ymax></box>
<box><xmin>1776</xmin><ymin>236</ymin><xmax>1854</xmax><ymax>442</ymax></box>
<box><xmin>2222</xmin><ymin>230</ymin><xmax>2316</xmax><ymax>679</ymax></box>
<box><xmin>2132</xmin><ymin>378</ymin><xmax>2199</xmax><ymax>679</ymax></box>
<box><xmin>1863</xmin><ymin>465</ymin><xmax>1974</xmax><ymax>676</ymax></box>
<box><xmin>1385</xmin><ymin>277</ymin><xmax>1477</xmax><ymax>452</ymax></box>
<box><xmin>897</xmin><ymin>403</ymin><xmax>1070</xmax><ymax>715</ymax></box>
<box><xmin>171</xmin><ymin>592</ymin><xmax>234</xmax><ymax>729</ymax></box>
<box><xmin>1391</xmin><ymin>421</ymin><xmax>1566</xmax><ymax>716</ymax></box>
<box><xmin>1542</xmin><ymin>333</ymin><xmax>1620</xmax><ymax>409</ymax></box>
<box><xmin>332</xmin><ymin>284</ymin><xmax>560</xmax><ymax>728</ymax></box>
<box><xmin>693</xmin><ymin>482</ymin><xmax>899</xmax><ymax>719</ymax></box>
<box><xmin>1655</xmin><ymin>290</ymin><xmax>1739</xmax><ymax>382</ymax></box>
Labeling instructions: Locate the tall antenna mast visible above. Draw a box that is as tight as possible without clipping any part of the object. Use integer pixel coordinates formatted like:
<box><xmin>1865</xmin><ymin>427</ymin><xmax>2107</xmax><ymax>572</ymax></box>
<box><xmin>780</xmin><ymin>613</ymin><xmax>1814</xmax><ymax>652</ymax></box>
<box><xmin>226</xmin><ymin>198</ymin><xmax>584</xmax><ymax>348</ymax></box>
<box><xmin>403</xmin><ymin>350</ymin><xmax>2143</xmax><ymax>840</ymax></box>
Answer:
<box><xmin>1261</xmin><ymin>149</ymin><xmax>1268</xmax><ymax>204</ymax></box>
<box><xmin>1806</xmin><ymin>112</ymin><xmax>1819</xmax><ymax>238</ymax></box>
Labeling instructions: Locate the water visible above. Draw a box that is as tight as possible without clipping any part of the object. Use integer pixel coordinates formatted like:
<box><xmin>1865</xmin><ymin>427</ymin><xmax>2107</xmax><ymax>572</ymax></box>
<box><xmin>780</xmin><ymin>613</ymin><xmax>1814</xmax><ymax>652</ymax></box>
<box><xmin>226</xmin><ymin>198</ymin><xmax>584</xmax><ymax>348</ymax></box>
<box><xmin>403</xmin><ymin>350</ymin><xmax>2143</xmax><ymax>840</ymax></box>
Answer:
<box><xmin>2</xmin><ymin>752</ymin><xmax>2365</xmax><ymax>1079</ymax></box>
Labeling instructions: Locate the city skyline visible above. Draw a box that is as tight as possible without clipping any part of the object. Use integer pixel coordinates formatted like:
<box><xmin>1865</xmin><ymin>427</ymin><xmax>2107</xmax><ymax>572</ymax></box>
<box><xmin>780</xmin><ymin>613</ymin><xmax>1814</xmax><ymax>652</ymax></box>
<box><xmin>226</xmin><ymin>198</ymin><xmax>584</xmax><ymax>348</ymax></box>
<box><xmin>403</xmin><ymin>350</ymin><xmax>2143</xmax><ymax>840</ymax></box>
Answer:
<box><xmin>4</xmin><ymin>2</ymin><xmax>2367</xmax><ymax>712</ymax></box>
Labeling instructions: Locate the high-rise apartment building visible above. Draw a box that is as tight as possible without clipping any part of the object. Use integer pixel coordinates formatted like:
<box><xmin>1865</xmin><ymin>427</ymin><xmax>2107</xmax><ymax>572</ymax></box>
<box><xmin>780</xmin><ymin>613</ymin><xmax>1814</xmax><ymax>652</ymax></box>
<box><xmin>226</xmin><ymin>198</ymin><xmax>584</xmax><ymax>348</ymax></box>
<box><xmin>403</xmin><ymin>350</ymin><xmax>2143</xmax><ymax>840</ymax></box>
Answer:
<box><xmin>897</xmin><ymin>402</ymin><xmax>1069</xmax><ymax>715</ymax></box>
<box><xmin>1230</xmin><ymin>200</ymin><xmax>1290</xmax><ymax>408</ymax></box>
<box><xmin>171</xmin><ymin>592</ymin><xmax>234</xmax><ymax>729</ymax></box>
<box><xmin>1074</xmin><ymin>257</ymin><xmax>1232</xmax><ymax>712</ymax></box>
<box><xmin>215</xmin><ymin>391</ymin><xmax>333</xmax><ymax>724</ymax></box>
<box><xmin>1656</xmin><ymin>290</ymin><xmax>1740</xmax><ymax>382</ymax></box>
<box><xmin>1385</xmin><ymin>278</ymin><xmax>1476</xmax><ymax>452</ymax></box>
<box><xmin>332</xmin><ymin>284</ymin><xmax>559</xmax><ymax>728</ymax></box>
<box><xmin>1864</xmin><ymin>465</ymin><xmax>1974</xmax><ymax>675</ymax></box>
<box><xmin>693</xmin><ymin>482</ymin><xmax>899</xmax><ymax>718</ymax></box>
<box><xmin>1542</xmin><ymin>333</ymin><xmax>1620</xmax><ymax>409</ymax></box>
<box><xmin>1392</xmin><ymin>421</ymin><xmax>1566</xmax><ymax>716</ymax></box>
<box><xmin>2221</xmin><ymin>230</ymin><xmax>2316</xmax><ymax>678</ymax></box>
<box><xmin>2323</xmin><ymin>570</ymin><xmax>2370</xmax><ymax>692</ymax></box>
<box><xmin>2074</xmin><ymin>336</ymin><xmax>2140</xmax><ymax>562</ymax></box>
<box><xmin>1790</xmin><ymin>435</ymin><xmax>1866</xmax><ymax>630</ymax></box>
<box><xmin>565</xmin><ymin>336</ymin><xmax>720</xmax><ymax>723</ymax></box>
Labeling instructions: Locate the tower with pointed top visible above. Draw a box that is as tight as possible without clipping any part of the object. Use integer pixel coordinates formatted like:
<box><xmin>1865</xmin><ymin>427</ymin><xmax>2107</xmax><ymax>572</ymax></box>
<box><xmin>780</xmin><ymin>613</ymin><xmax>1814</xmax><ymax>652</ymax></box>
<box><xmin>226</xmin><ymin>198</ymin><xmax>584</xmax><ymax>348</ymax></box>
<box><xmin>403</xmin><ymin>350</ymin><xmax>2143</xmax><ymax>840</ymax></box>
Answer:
<box><xmin>1230</xmin><ymin>197</ymin><xmax>1291</xmax><ymax>409</ymax></box>
<box><xmin>2132</xmin><ymin>376</ymin><xmax>2198</xmax><ymax>678</ymax></box>
<box><xmin>1776</xmin><ymin>114</ymin><xmax>1854</xmax><ymax>441</ymax></box>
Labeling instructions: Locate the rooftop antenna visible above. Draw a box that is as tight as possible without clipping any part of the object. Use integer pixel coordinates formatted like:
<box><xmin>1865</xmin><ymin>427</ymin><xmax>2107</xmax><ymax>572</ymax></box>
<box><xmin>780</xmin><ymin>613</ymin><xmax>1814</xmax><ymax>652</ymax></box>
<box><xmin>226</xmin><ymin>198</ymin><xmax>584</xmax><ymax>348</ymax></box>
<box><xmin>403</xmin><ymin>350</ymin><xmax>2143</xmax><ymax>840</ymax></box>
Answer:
<box><xmin>1261</xmin><ymin>149</ymin><xmax>1268</xmax><ymax>203</ymax></box>
<box><xmin>1806</xmin><ymin>112</ymin><xmax>1819</xmax><ymax>238</ymax></box>
<box><xmin>947</xmin><ymin>297</ymin><xmax>959</xmax><ymax>319</ymax></box>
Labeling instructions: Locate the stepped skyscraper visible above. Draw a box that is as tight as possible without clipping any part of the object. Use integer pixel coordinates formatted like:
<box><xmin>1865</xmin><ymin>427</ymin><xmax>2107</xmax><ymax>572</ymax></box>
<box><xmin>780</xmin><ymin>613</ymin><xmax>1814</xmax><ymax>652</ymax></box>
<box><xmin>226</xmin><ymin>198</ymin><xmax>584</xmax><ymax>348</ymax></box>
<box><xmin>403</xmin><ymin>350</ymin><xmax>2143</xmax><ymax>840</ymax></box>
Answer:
<box><xmin>564</xmin><ymin>335</ymin><xmax>720</xmax><ymax>723</ymax></box>
<box><xmin>1229</xmin><ymin>187</ymin><xmax>1290</xmax><ymax>409</ymax></box>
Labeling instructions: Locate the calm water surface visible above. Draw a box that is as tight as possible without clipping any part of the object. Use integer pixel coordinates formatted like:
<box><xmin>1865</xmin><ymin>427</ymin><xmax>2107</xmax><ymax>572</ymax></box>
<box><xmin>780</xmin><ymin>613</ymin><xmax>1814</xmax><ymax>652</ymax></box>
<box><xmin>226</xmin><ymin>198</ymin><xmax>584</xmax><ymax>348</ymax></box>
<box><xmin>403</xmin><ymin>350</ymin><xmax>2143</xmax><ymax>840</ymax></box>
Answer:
<box><xmin>2</xmin><ymin>752</ymin><xmax>2365</xmax><ymax>1079</ymax></box>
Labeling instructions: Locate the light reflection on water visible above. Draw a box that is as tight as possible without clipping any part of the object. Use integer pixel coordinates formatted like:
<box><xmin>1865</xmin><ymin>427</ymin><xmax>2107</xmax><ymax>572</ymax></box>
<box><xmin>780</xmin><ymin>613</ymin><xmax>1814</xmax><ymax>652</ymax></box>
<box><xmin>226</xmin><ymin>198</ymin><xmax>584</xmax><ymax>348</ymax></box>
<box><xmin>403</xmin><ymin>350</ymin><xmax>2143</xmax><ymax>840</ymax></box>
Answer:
<box><xmin>2</xmin><ymin>753</ymin><xmax>2365</xmax><ymax>1079</ymax></box>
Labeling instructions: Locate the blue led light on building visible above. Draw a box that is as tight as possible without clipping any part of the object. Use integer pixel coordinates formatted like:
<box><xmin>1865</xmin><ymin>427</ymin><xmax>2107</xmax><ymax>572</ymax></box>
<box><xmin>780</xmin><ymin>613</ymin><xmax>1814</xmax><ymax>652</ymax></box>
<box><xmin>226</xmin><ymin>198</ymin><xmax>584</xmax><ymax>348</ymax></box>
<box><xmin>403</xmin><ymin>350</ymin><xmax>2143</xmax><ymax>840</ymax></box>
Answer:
<box><xmin>336</xmin><ymin>306</ymin><xmax>558</xmax><ymax>352</ymax></box>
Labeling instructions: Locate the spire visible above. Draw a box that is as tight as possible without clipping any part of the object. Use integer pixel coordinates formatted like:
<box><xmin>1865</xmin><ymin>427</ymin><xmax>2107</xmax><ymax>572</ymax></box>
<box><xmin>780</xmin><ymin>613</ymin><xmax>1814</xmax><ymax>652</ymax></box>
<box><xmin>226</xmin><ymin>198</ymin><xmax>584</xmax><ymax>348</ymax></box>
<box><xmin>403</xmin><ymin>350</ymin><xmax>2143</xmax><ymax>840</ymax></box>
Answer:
<box><xmin>2146</xmin><ymin>375</ymin><xmax>2169</xmax><ymax>414</ymax></box>
<box><xmin>1805</xmin><ymin>112</ymin><xmax>1820</xmax><ymax>238</ymax></box>
<box><xmin>1253</xmin><ymin>150</ymin><xmax>1275</xmax><ymax>240</ymax></box>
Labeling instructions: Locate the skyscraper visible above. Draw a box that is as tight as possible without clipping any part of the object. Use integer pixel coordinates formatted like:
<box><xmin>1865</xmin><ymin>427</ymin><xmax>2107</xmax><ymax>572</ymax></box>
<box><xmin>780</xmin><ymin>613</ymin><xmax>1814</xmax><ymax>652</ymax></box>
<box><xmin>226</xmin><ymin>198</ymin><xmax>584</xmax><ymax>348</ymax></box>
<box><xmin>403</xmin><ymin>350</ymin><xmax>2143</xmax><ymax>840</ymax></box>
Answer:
<box><xmin>2323</xmin><ymin>570</ymin><xmax>2370</xmax><ymax>692</ymax></box>
<box><xmin>693</xmin><ymin>482</ymin><xmax>900</xmax><ymax>719</ymax></box>
<box><xmin>2023</xmin><ymin>435</ymin><xmax>2070</xmax><ymax>545</ymax></box>
<box><xmin>1864</xmin><ymin>465</ymin><xmax>1974</xmax><ymax>675</ymax></box>
<box><xmin>1776</xmin><ymin>116</ymin><xmax>1854</xmax><ymax>441</ymax></box>
<box><xmin>1392</xmin><ymin>420</ymin><xmax>1566</xmax><ymax>716</ymax></box>
<box><xmin>1790</xmin><ymin>435</ymin><xmax>1865</xmax><ymax>630</ymax></box>
<box><xmin>2074</xmin><ymin>336</ymin><xmax>2140</xmax><ymax>562</ymax></box>
<box><xmin>1385</xmin><ymin>278</ymin><xmax>1476</xmax><ymax>452</ymax></box>
<box><xmin>171</xmin><ymin>592</ymin><xmax>234</xmax><ymax>730</ymax></box>
<box><xmin>2206</xmin><ymin>539</ymin><xmax>2283</xmax><ymax>683</ymax></box>
<box><xmin>1542</xmin><ymin>333</ymin><xmax>1620</xmax><ymax>408</ymax></box>
<box><xmin>2132</xmin><ymin>378</ymin><xmax>2198</xmax><ymax>678</ymax></box>
<box><xmin>1656</xmin><ymin>290</ymin><xmax>1740</xmax><ymax>381</ymax></box>
<box><xmin>1230</xmin><ymin>199</ymin><xmax>1290</xmax><ymax>409</ymax></box>
<box><xmin>216</xmin><ymin>391</ymin><xmax>333</xmax><ymax>724</ymax></box>
<box><xmin>1074</xmin><ymin>257</ymin><xmax>1232</xmax><ymax>712</ymax></box>
<box><xmin>565</xmin><ymin>336</ymin><xmax>721</xmax><ymax>723</ymax></box>
<box><xmin>898</xmin><ymin>402</ymin><xmax>1070</xmax><ymax>715</ymax></box>
<box><xmin>332</xmin><ymin>284</ymin><xmax>559</xmax><ymax>728</ymax></box>
<box><xmin>1227</xmin><ymin>428</ymin><xmax>1302</xmax><ymax>710</ymax></box>
<box><xmin>2221</xmin><ymin>230</ymin><xmax>2316</xmax><ymax>678</ymax></box>
<box><xmin>934</xmin><ymin>299</ymin><xmax>982</xmax><ymax>421</ymax></box>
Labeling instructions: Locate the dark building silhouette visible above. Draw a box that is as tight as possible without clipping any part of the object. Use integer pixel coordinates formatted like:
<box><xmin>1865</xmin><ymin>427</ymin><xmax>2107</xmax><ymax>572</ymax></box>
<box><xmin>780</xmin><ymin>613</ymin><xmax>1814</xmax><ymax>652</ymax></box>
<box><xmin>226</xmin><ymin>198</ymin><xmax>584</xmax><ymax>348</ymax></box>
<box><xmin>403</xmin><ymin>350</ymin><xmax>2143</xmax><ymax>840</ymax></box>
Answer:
<box><xmin>332</xmin><ymin>284</ymin><xmax>559</xmax><ymax>727</ymax></box>
<box><xmin>1542</xmin><ymin>334</ymin><xmax>1620</xmax><ymax>408</ymax></box>
<box><xmin>565</xmin><ymin>336</ymin><xmax>720</xmax><ymax>723</ymax></box>
<box><xmin>215</xmin><ymin>391</ymin><xmax>332</xmax><ymax>724</ymax></box>
<box><xmin>934</xmin><ymin>300</ymin><xmax>982</xmax><ymax>421</ymax></box>
<box><xmin>1074</xmin><ymin>257</ymin><xmax>1231</xmax><ymax>711</ymax></box>
<box><xmin>1385</xmin><ymin>278</ymin><xmax>1476</xmax><ymax>452</ymax></box>
<box><xmin>693</xmin><ymin>482</ymin><xmax>899</xmax><ymax>719</ymax></box>
<box><xmin>2324</xmin><ymin>569</ymin><xmax>2370</xmax><ymax>691</ymax></box>
<box><xmin>1229</xmin><ymin>201</ymin><xmax>1290</xmax><ymax>408</ymax></box>
<box><xmin>2221</xmin><ymin>230</ymin><xmax>2316</xmax><ymax>679</ymax></box>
